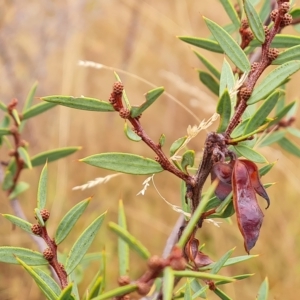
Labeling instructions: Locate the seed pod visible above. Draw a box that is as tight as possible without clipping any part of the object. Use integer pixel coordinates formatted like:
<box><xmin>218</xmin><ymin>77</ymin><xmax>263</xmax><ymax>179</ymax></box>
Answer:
<box><xmin>232</xmin><ymin>160</ymin><xmax>264</xmax><ymax>253</ymax></box>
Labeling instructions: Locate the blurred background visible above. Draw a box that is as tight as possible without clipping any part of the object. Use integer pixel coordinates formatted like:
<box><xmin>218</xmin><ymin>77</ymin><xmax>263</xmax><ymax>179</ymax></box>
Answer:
<box><xmin>0</xmin><ymin>0</ymin><xmax>300</xmax><ymax>299</ymax></box>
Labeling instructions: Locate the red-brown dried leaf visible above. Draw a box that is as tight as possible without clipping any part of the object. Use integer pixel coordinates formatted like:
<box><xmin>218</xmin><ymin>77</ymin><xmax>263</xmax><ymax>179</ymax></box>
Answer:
<box><xmin>232</xmin><ymin>160</ymin><xmax>264</xmax><ymax>253</ymax></box>
<box><xmin>240</xmin><ymin>159</ymin><xmax>270</xmax><ymax>208</ymax></box>
<box><xmin>211</xmin><ymin>162</ymin><xmax>233</xmax><ymax>200</ymax></box>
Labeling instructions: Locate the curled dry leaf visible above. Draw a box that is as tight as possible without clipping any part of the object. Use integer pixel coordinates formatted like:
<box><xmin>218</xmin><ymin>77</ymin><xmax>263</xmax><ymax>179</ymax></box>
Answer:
<box><xmin>232</xmin><ymin>159</ymin><xmax>264</xmax><ymax>253</ymax></box>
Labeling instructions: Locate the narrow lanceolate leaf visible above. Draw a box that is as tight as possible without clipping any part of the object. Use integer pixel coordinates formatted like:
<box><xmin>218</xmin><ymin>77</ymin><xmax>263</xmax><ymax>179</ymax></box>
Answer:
<box><xmin>55</xmin><ymin>197</ymin><xmax>91</xmax><ymax>245</ymax></box>
<box><xmin>217</xmin><ymin>273</ymin><xmax>254</xmax><ymax>285</ymax></box>
<box><xmin>118</xmin><ymin>199</ymin><xmax>129</xmax><ymax>276</ymax></box>
<box><xmin>9</xmin><ymin>182</ymin><xmax>29</xmax><ymax>199</ymax></box>
<box><xmin>22</xmin><ymin>102</ymin><xmax>56</xmax><ymax>120</ymax></box>
<box><xmin>259</xmin><ymin>0</ymin><xmax>271</xmax><ymax>23</ymax></box>
<box><xmin>219</xmin><ymin>0</ymin><xmax>240</xmax><ymax>29</ymax></box>
<box><xmin>12</xmin><ymin>109</ymin><xmax>20</xmax><ymax>125</ymax></box>
<box><xmin>23</xmin><ymin>81</ymin><xmax>38</xmax><ymax>113</ymax></box>
<box><xmin>211</xmin><ymin>248</ymin><xmax>235</xmax><ymax>274</ymax></box>
<box><xmin>193</xmin><ymin>50</ymin><xmax>221</xmax><ymax>79</ymax></box>
<box><xmin>219</xmin><ymin>59</ymin><xmax>235</xmax><ymax>97</ymax></box>
<box><xmin>288</xmin><ymin>127</ymin><xmax>300</xmax><ymax>138</ymax></box>
<box><xmin>34</xmin><ymin>208</ymin><xmax>45</xmax><ymax>226</ymax></box>
<box><xmin>244</xmin><ymin>91</ymin><xmax>280</xmax><ymax>135</ymax></box>
<box><xmin>2</xmin><ymin>171</ymin><xmax>13</xmax><ymax>191</ymax></box>
<box><xmin>247</xmin><ymin>61</ymin><xmax>300</xmax><ymax>104</ymax></box>
<box><xmin>31</xmin><ymin>147</ymin><xmax>81</xmax><ymax>167</ymax></box>
<box><xmin>273</xmin><ymin>45</ymin><xmax>300</xmax><ymax>65</ymax></box>
<box><xmin>258</xmin><ymin>131</ymin><xmax>285</xmax><ymax>148</ymax></box>
<box><xmin>90</xmin><ymin>284</ymin><xmax>138</xmax><ymax>300</ymax></box>
<box><xmin>257</xmin><ymin>277</ymin><xmax>269</xmax><ymax>300</ymax></box>
<box><xmin>18</xmin><ymin>147</ymin><xmax>32</xmax><ymax>169</ymax></box>
<box><xmin>278</xmin><ymin>137</ymin><xmax>300</xmax><ymax>158</ymax></box>
<box><xmin>259</xmin><ymin>162</ymin><xmax>276</xmax><ymax>176</ymax></box>
<box><xmin>170</xmin><ymin>136</ymin><xmax>187</xmax><ymax>157</ymax></box>
<box><xmin>178</xmin><ymin>36</ymin><xmax>223</xmax><ymax>53</ymax></box>
<box><xmin>204</xmin><ymin>17</ymin><xmax>250</xmax><ymax>72</ymax></box>
<box><xmin>37</xmin><ymin>162</ymin><xmax>48</xmax><ymax>209</ymax></box>
<box><xmin>2</xmin><ymin>214</ymin><xmax>33</xmax><ymax>234</ymax></box>
<box><xmin>234</xmin><ymin>145</ymin><xmax>267</xmax><ymax>163</ymax></box>
<box><xmin>109</xmin><ymin>222</ymin><xmax>150</xmax><ymax>259</ymax></box>
<box><xmin>16</xmin><ymin>257</ymin><xmax>58</xmax><ymax>300</ymax></box>
<box><xmin>213</xmin><ymin>288</ymin><xmax>232</xmax><ymax>300</ymax></box>
<box><xmin>184</xmin><ymin>279</ymin><xmax>192</xmax><ymax>300</ymax></box>
<box><xmin>198</xmin><ymin>71</ymin><xmax>219</xmax><ymax>96</ymax></box>
<box><xmin>269</xmin><ymin>101</ymin><xmax>296</xmax><ymax>127</ymax></box>
<box><xmin>217</xmin><ymin>89</ymin><xmax>231</xmax><ymax>133</ymax></box>
<box><xmin>0</xmin><ymin>128</ymin><xmax>11</xmax><ymax>136</ymax></box>
<box><xmin>244</xmin><ymin>0</ymin><xmax>265</xmax><ymax>43</ymax></box>
<box><xmin>42</xmin><ymin>96</ymin><xmax>115</xmax><ymax>112</ymax></box>
<box><xmin>130</xmin><ymin>87</ymin><xmax>164</xmax><ymax>118</ymax></box>
<box><xmin>33</xmin><ymin>267</ymin><xmax>61</xmax><ymax>297</ymax></box>
<box><xmin>80</xmin><ymin>153</ymin><xmax>164</xmax><ymax>175</ymax></box>
<box><xmin>65</xmin><ymin>212</ymin><xmax>106</xmax><ymax>275</ymax></box>
<box><xmin>163</xmin><ymin>267</ymin><xmax>174</xmax><ymax>300</ymax></box>
<box><xmin>251</xmin><ymin>35</ymin><xmax>300</xmax><ymax>48</ymax></box>
<box><xmin>124</xmin><ymin>123</ymin><xmax>141</xmax><ymax>142</ymax></box>
<box><xmin>0</xmin><ymin>100</ymin><xmax>7</xmax><ymax>112</ymax></box>
<box><xmin>0</xmin><ymin>247</ymin><xmax>47</xmax><ymax>265</ymax></box>
<box><xmin>173</xmin><ymin>270</ymin><xmax>235</xmax><ymax>282</ymax></box>
<box><xmin>58</xmin><ymin>284</ymin><xmax>74</xmax><ymax>300</ymax></box>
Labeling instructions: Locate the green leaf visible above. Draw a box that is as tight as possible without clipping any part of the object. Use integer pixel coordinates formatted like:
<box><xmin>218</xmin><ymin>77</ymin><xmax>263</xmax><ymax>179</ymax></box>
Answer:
<box><xmin>163</xmin><ymin>267</ymin><xmax>175</xmax><ymax>300</ymax></box>
<box><xmin>65</xmin><ymin>212</ymin><xmax>106</xmax><ymax>275</ymax></box>
<box><xmin>16</xmin><ymin>257</ymin><xmax>58</xmax><ymax>300</ymax></box>
<box><xmin>234</xmin><ymin>145</ymin><xmax>267</xmax><ymax>163</ymax></box>
<box><xmin>0</xmin><ymin>100</ymin><xmax>7</xmax><ymax>112</ymax></box>
<box><xmin>257</xmin><ymin>277</ymin><xmax>269</xmax><ymax>300</ymax></box>
<box><xmin>37</xmin><ymin>162</ymin><xmax>48</xmax><ymax>209</ymax></box>
<box><xmin>258</xmin><ymin>131</ymin><xmax>285</xmax><ymax>147</ymax></box>
<box><xmin>58</xmin><ymin>284</ymin><xmax>75</xmax><ymax>300</ymax></box>
<box><xmin>22</xmin><ymin>102</ymin><xmax>56</xmax><ymax>120</ymax></box>
<box><xmin>89</xmin><ymin>284</ymin><xmax>138</xmax><ymax>300</ymax></box>
<box><xmin>178</xmin><ymin>36</ymin><xmax>223</xmax><ymax>53</ymax></box>
<box><xmin>173</xmin><ymin>270</ymin><xmax>235</xmax><ymax>282</ymax></box>
<box><xmin>2</xmin><ymin>214</ymin><xmax>33</xmax><ymax>234</ymax></box>
<box><xmin>170</xmin><ymin>136</ymin><xmax>187</xmax><ymax>157</ymax></box>
<box><xmin>31</xmin><ymin>146</ymin><xmax>81</xmax><ymax>167</ymax></box>
<box><xmin>259</xmin><ymin>162</ymin><xmax>276</xmax><ymax>176</ymax></box>
<box><xmin>0</xmin><ymin>247</ymin><xmax>47</xmax><ymax>265</ymax></box>
<box><xmin>290</xmin><ymin>8</ymin><xmax>300</xmax><ymax>19</ymax></box>
<box><xmin>9</xmin><ymin>181</ymin><xmax>29</xmax><ymax>199</ymax></box>
<box><xmin>33</xmin><ymin>267</ymin><xmax>61</xmax><ymax>297</ymax></box>
<box><xmin>108</xmin><ymin>222</ymin><xmax>150</xmax><ymax>259</ymax></box>
<box><xmin>130</xmin><ymin>87</ymin><xmax>164</xmax><ymax>118</ymax></box>
<box><xmin>219</xmin><ymin>59</ymin><xmax>235</xmax><ymax>97</ymax></box>
<box><xmin>204</xmin><ymin>17</ymin><xmax>250</xmax><ymax>72</ymax></box>
<box><xmin>287</xmin><ymin>127</ymin><xmax>300</xmax><ymax>138</ymax></box>
<box><xmin>184</xmin><ymin>279</ymin><xmax>192</xmax><ymax>300</ymax></box>
<box><xmin>181</xmin><ymin>150</ymin><xmax>195</xmax><ymax>172</ymax></box>
<box><xmin>124</xmin><ymin>122</ymin><xmax>141</xmax><ymax>142</ymax></box>
<box><xmin>12</xmin><ymin>109</ymin><xmax>21</xmax><ymax>125</ymax></box>
<box><xmin>177</xmin><ymin>183</ymin><xmax>217</xmax><ymax>248</ymax></box>
<box><xmin>2</xmin><ymin>171</ymin><xmax>14</xmax><ymax>191</ymax></box>
<box><xmin>259</xmin><ymin>0</ymin><xmax>271</xmax><ymax>23</ymax></box>
<box><xmin>213</xmin><ymin>288</ymin><xmax>232</xmax><ymax>300</ymax></box>
<box><xmin>244</xmin><ymin>0</ymin><xmax>265</xmax><ymax>43</ymax></box>
<box><xmin>273</xmin><ymin>45</ymin><xmax>300</xmax><ymax>65</ymax></box>
<box><xmin>80</xmin><ymin>152</ymin><xmax>164</xmax><ymax>175</ymax></box>
<box><xmin>266</xmin><ymin>34</ymin><xmax>300</xmax><ymax>48</ymax></box>
<box><xmin>159</xmin><ymin>134</ymin><xmax>166</xmax><ymax>147</ymax></box>
<box><xmin>247</xmin><ymin>61</ymin><xmax>300</xmax><ymax>104</ymax></box>
<box><xmin>211</xmin><ymin>248</ymin><xmax>235</xmax><ymax>274</ymax></box>
<box><xmin>23</xmin><ymin>81</ymin><xmax>38</xmax><ymax>112</ymax></box>
<box><xmin>216</xmin><ymin>273</ymin><xmax>254</xmax><ymax>285</ymax></box>
<box><xmin>193</xmin><ymin>50</ymin><xmax>221</xmax><ymax>79</ymax></box>
<box><xmin>269</xmin><ymin>101</ymin><xmax>296</xmax><ymax>127</ymax></box>
<box><xmin>34</xmin><ymin>208</ymin><xmax>45</xmax><ymax>226</ymax></box>
<box><xmin>198</xmin><ymin>71</ymin><xmax>219</xmax><ymax>95</ymax></box>
<box><xmin>84</xmin><ymin>274</ymin><xmax>103</xmax><ymax>300</ymax></box>
<box><xmin>278</xmin><ymin>137</ymin><xmax>300</xmax><ymax>158</ymax></box>
<box><xmin>217</xmin><ymin>89</ymin><xmax>231</xmax><ymax>133</ymax></box>
<box><xmin>0</xmin><ymin>128</ymin><xmax>11</xmax><ymax>136</ymax></box>
<box><xmin>219</xmin><ymin>0</ymin><xmax>240</xmax><ymax>29</ymax></box>
<box><xmin>42</xmin><ymin>96</ymin><xmax>114</xmax><ymax>112</ymax></box>
<box><xmin>118</xmin><ymin>199</ymin><xmax>129</xmax><ymax>277</ymax></box>
<box><xmin>55</xmin><ymin>197</ymin><xmax>91</xmax><ymax>245</ymax></box>
<box><xmin>18</xmin><ymin>147</ymin><xmax>32</xmax><ymax>169</ymax></box>
<box><xmin>244</xmin><ymin>91</ymin><xmax>280</xmax><ymax>134</ymax></box>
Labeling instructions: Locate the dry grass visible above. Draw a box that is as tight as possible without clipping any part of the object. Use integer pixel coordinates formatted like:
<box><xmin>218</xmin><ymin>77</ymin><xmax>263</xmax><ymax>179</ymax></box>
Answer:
<box><xmin>1</xmin><ymin>0</ymin><xmax>300</xmax><ymax>299</ymax></box>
